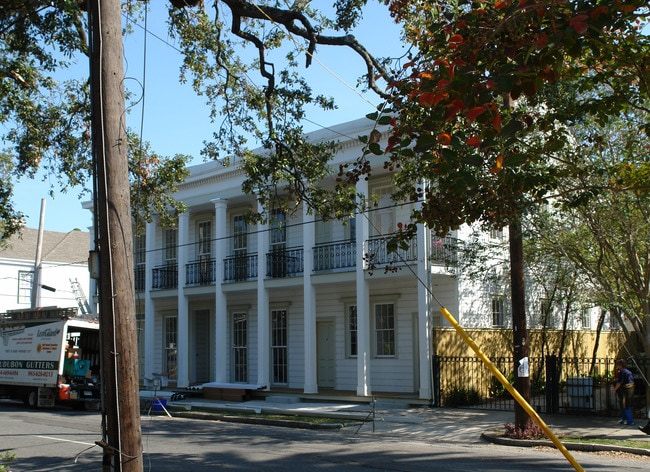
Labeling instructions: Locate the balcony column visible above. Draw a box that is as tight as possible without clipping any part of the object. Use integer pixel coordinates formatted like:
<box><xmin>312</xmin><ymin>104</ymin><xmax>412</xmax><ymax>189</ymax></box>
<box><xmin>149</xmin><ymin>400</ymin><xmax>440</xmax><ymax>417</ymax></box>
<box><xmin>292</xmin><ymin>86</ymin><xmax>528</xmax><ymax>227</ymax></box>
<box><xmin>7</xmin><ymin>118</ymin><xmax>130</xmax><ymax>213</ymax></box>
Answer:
<box><xmin>144</xmin><ymin>216</ymin><xmax>157</xmax><ymax>382</ymax></box>
<box><xmin>356</xmin><ymin>178</ymin><xmax>371</xmax><ymax>396</ymax></box>
<box><xmin>417</xmin><ymin>217</ymin><xmax>432</xmax><ymax>400</ymax></box>
<box><xmin>303</xmin><ymin>206</ymin><xmax>318</xmax><ymax>393</ymax></box>
<box><xmin>177</xmin><ymin>211</ymin><xmax>190</xmax><ymax>387</ymax></box>
<box><xmin>212</xmin><ymin>198</ymin><xmax>228</xmax><ymax>383</ymax></box>
<box><xmin>257</xmin><ymin>201</ymin><xmax>270</xmax><ymax>389</ymax></box>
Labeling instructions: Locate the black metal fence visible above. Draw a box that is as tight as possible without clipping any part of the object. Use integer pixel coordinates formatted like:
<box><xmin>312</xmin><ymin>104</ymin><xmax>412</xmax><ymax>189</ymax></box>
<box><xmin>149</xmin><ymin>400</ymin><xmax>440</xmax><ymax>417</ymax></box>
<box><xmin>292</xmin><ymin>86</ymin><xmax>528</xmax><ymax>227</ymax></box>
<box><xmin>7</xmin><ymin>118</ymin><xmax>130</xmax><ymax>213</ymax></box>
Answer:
<box><xmin>433</xmin><ymin>355</ymin><xmax>648</xmax><ymax>418</ymax></box>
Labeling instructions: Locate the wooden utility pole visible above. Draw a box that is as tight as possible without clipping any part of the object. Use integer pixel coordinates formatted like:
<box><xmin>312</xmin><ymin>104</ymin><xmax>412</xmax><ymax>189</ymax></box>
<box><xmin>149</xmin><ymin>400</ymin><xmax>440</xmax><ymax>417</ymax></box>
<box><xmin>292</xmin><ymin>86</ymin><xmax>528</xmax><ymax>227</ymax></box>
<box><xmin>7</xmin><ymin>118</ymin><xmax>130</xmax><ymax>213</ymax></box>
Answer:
<box><xmin>509</xmin><ymin>218</ymin><xmax>531</xmax><ymax>430</ymax></box>
<box><xmin>88</xmin><ymin>0</ymin><xmax>143</xmax><ymax>470</ymax></box>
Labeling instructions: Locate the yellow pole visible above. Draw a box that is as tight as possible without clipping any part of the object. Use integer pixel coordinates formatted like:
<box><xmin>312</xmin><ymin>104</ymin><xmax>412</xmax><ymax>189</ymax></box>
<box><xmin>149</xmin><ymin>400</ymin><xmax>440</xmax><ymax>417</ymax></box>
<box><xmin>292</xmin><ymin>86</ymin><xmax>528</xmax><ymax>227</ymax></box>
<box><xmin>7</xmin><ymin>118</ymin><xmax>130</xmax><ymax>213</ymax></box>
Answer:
<box><xmin>440</xmin><ymin>307</ymin><xmax>584</xmax><ymax>472</ymax></box>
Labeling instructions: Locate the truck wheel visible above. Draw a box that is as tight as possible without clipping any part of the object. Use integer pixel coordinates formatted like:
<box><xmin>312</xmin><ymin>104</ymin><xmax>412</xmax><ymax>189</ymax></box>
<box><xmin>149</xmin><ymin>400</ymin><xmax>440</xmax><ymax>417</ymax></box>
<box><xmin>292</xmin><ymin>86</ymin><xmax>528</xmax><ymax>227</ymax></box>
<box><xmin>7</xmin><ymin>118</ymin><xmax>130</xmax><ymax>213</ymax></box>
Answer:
<box><xmin>25</xmin><ymin>389</ymin><xmax>38</xmax><ymax>408</ymax></box>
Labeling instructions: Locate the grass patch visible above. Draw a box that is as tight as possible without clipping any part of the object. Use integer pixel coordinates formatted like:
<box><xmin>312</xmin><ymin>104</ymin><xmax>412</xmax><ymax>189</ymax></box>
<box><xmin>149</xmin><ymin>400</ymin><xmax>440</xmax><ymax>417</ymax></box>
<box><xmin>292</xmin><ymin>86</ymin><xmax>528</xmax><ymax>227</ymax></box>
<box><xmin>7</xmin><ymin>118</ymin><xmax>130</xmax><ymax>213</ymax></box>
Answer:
<box><xmin>561</xmin><ymin>437</ymin><xmax>650</xmax><ymax>450</ymax></box>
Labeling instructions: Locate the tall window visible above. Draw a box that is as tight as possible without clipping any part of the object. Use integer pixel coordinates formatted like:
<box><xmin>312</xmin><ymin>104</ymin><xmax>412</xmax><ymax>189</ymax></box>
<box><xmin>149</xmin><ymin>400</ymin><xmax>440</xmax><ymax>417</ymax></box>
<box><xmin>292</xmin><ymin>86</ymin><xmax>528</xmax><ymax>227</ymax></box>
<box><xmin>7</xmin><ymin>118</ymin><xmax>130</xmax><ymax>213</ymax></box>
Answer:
<box><xmin>198</xmin><ymin>220</ymin><xmax>212</xmax><ymax>258</ymax></box>
<box><xmin>371</xmin><ymin>185</ymin><xmax>396</xmax><ymax>236</ymax></box>
<box><xmin>164</xmin><ymin>316</ymin><xmax>178</xmax><ymax>380</ymax></box>
<box><xmin>347</xmin><ymin>305</ymin><xmax>358</xmax><ymax>357</ymax></box>
<box><xmin>489</xmin><ymin>228</ymin><xmax>504</xmax><ymax>240</ymax></box>
<box><xmin>134</xmin><ymin>234</ymin><xmax>146</xmax><ymax>291</ymax></box>
<box><xmin>17</xmin><ymin>270</ymin><xmax>33</xmax><ymax>303</ymax></box>
<box><xmin>539</xmin><ymin>298</ymin><xmax>552</xmax><ymax>328</ymax></box>
<box><xmin>232</xmin><ymin>312</ymin><xmax>248</xmax><ymax>383</ymax></box>
<box><xmin>233</xmin><ymin>215</ymin><xmax>247</xmax><ymax>253</ymax></box>
<box><xmin>375</xmin><ymin>303</ymin><xmax>395</xmax><ymax>357</ymax></box>
<box><xmin>270</xmin><ymin>209</ymin><xmax>286</xmax><ymax>248</ymax></box>
<box><xmin>581</xmin><ymin>308</ymin><xmax>591</xmax><ymax>330</ymax></box>
<box><xmin>492</xmin><ymin>297</ymin><xmax>505</xmax><ymax>327</ymax></box>
<box><xmin>271</xmin><ymin>309</ymin><xmax>288</xmax><ymax>384</ymax></box>
<box><xmin>164</xmin><ymin>228</ymin><xmax>177</xmax><ymax>264</ymax></box>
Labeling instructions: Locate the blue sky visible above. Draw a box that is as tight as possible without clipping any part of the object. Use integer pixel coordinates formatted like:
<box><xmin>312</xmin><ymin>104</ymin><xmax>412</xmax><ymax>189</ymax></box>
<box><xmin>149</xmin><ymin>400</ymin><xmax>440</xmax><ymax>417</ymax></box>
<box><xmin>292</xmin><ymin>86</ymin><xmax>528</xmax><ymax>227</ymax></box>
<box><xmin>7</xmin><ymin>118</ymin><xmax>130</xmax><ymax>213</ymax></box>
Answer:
<box><xmin>11</xmin><ymin>2</ymin><xmax>403</xmax><ymax>234</ymax></box>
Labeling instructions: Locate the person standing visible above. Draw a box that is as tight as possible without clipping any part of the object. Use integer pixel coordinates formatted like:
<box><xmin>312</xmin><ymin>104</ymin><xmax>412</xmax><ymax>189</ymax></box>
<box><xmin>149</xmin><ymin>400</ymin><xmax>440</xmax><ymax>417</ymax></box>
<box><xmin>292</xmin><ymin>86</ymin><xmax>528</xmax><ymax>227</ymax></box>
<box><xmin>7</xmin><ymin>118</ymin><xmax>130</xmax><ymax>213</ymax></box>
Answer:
<box><xmin>613</xmin><ymin>359</ymin><xmax>635</xmax><ymax>426</ymax></box>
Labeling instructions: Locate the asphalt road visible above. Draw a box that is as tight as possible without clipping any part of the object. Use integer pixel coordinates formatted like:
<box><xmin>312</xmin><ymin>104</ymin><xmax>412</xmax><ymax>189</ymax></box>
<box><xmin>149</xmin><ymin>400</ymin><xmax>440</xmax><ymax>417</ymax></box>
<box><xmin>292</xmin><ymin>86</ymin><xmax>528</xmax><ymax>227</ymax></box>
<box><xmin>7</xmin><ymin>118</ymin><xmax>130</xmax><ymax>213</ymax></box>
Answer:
<box><xmin>1</xmin><ymin>400</ymin><xmax>649</xmax><ymax>471</ymax></box>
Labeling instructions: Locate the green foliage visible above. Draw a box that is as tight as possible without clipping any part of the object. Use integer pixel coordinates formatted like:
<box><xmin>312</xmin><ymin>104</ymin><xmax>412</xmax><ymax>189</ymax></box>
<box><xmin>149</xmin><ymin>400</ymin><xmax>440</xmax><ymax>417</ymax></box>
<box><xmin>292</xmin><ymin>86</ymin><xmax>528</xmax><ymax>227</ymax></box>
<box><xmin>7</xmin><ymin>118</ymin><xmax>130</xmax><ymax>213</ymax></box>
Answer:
<box><xmin>443</xmin><ymin>386</ymin><xmax>482</xmax><ymax>407</ymax></box>
<box><xmin>0</xmin><ymin>2</ymin><xmax>189</xmax><ymax>240</ymax></box>
<box><xmin>0</xmin><ymin>450</ymin><xmax>16</xmax><ymax>472</ymax></box>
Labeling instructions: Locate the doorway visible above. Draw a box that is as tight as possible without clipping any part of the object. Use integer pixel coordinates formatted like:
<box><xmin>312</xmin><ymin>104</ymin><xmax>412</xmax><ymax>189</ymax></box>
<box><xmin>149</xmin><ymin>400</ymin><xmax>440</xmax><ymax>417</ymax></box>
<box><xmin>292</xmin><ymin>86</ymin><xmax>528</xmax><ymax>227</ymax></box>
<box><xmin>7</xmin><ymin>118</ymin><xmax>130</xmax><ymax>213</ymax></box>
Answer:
<box><xmin>193</xmin><ymin>309</ymin><xmax>211</xmax><ymax>384</ymax></box>
<box><xmin>317</xmin><ymin>321</ymin><xmax>335</xmax><ymax>388</ymax></box>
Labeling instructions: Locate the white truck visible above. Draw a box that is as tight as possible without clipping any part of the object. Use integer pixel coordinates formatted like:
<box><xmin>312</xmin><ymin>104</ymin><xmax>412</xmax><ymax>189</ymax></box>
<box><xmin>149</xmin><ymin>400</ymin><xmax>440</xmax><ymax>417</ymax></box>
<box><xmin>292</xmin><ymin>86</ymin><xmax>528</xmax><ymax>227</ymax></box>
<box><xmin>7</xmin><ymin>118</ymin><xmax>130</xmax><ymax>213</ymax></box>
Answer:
<box><xmin>0</xmin><ymin>306</ymin><xmax>101</xmax><ymax>408</ymax></box>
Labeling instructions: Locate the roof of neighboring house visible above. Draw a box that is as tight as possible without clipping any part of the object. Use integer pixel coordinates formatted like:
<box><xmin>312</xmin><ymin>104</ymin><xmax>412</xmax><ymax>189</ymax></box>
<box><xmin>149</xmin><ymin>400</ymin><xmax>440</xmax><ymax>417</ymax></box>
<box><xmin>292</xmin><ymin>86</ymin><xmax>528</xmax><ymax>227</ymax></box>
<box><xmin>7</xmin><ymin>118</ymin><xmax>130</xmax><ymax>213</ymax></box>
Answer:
<box><xmin>0</xmin><ymin>227</ymin><xmax>90</xmax><ymax>264</ymax></box>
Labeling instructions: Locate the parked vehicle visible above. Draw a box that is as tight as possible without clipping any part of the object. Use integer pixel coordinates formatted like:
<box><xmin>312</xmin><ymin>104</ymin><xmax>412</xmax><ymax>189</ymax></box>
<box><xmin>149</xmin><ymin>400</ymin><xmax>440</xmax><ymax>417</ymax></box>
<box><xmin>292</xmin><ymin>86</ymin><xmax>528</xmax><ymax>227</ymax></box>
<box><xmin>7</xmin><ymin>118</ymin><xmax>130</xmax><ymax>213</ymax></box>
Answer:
<box><xmin>0</xmin><ymin>306</ymin><xmax>101</xmax><ymax>408</ymax></box>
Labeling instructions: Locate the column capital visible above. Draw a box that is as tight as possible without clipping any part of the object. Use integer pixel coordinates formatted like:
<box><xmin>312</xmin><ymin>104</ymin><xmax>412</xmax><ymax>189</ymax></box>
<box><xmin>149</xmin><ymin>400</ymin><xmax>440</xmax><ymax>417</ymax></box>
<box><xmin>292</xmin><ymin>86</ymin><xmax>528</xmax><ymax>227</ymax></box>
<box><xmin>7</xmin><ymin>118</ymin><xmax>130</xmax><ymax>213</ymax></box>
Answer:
<box><xmin>211</xmin><ymin>198</ymin><xmax>228</xmax><ymax>208</ymax></box>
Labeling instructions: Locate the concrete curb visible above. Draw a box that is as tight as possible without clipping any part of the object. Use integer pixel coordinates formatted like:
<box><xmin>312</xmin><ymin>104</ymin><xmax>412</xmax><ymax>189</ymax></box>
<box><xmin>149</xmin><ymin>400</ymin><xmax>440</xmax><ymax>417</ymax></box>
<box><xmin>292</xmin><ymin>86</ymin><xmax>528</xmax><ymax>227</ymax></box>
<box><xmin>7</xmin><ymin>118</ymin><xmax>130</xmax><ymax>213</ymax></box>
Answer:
<box><xmin>169</xmin><ymin>409</ymin><xmax>347</xmax><ymax>430</ymax></box>
<box><xmin>481</xmin><ymin>433</ymin><xmax>650</xmax><ymax>457</ymax></box>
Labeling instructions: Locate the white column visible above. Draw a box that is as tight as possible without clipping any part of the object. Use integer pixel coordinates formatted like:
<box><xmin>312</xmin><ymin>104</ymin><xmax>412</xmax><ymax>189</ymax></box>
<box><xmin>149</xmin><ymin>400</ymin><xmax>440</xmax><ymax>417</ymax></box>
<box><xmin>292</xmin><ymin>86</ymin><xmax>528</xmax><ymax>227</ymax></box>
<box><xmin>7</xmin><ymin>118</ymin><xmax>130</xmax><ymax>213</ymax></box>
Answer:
<box><xmin>213</xmin><ymin>198</ymin><xmax>228</xmax><ymax>383</ymax></box>
<box><xmin>356</xmin><ymin>179</ymin><xmax>371</xmax><ymax>396</ymax></box>
<box><xmin>144</xmin><ymin>217</ymin><xmax>157</xmax><ymax>382</ymax></box>
<box><xmin>417</xmin><ymin>220</ymin><xmax>432</xmax><ymax>399</ymax></box>
<box><xmin>303</xmin><ymin>206</ymin><xmax>318</xmax><ymax>393</ymax></box>
<box><xmin>177</xmin><ymin>212</ymin><xmax>190</xmax><ymax>387</ymax></box>
<box><xmin>257</xmin><ymin>202</ymin><xmax>270</xmax><ymax>389</ymax></box>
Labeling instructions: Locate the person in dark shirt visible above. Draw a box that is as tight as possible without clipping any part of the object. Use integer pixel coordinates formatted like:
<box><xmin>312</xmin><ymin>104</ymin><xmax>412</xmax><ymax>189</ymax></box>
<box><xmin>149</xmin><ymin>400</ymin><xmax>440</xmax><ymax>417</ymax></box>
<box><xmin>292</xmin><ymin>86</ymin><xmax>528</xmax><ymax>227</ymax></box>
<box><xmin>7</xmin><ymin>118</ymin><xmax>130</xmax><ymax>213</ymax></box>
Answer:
<box><xmin>613</xmin><ymin>359</ymin><xmax>635</xmax><ymax>426</ymax></box>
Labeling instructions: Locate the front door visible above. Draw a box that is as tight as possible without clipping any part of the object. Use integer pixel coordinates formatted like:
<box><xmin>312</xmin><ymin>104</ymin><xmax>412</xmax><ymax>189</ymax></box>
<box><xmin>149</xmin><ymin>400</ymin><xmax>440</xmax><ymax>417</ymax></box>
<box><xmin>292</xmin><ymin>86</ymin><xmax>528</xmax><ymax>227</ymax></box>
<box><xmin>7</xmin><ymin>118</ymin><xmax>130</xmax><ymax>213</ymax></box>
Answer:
<box><xmin>317</xmin><ymin>321</ymin><xmax>335</xmax><ymax>388</ymax></box>
<box><xmin>193</xmin><ymin>310</ymin><xmax>210</xmax><ymax>384</ymax></box>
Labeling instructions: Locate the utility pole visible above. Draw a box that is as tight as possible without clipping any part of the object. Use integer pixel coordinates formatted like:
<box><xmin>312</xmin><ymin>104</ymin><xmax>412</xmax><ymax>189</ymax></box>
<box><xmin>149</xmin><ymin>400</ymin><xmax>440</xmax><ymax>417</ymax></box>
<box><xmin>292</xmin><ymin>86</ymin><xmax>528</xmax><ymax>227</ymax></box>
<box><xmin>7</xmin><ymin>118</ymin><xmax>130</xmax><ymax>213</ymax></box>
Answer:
<box><xmin>88</xmin><ymin>1</ymin><xmax>143</xmax><ymax>470</ymax></box>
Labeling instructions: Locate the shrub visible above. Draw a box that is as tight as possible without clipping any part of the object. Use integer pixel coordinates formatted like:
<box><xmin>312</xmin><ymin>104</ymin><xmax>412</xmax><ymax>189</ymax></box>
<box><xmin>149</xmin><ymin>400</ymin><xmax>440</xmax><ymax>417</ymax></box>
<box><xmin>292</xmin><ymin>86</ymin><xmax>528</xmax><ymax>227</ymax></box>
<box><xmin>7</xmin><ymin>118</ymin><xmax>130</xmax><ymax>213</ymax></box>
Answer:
<box><xmin>443</xmin><ymin>386</ymin><xmax>482</xmax><ymax>407</ymax></box>
<box><xmin>0</xmin><ymin>451</ymin><xmax>15</xmax><ymax>472</ymax></box>
<box><xmin>503</xmin><ymin>422</ymin><xmax>547</xmax><ymax>440</ymax></box>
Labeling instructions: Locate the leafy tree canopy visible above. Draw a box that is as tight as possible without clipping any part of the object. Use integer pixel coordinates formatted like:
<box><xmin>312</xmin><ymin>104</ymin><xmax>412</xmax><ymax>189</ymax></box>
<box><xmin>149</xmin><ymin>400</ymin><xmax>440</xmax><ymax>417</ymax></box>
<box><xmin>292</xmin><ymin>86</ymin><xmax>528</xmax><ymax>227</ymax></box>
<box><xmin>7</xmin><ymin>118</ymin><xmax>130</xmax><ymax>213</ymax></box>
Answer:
<box><xmin>344</xmin><ymin>0</ymin><xmax>650</xmax><ymax>239</ymax></box>
<box><xmin>0</xmin><ymin>0</ymin><xmax>190</xmax><ymax>239</ymax></box>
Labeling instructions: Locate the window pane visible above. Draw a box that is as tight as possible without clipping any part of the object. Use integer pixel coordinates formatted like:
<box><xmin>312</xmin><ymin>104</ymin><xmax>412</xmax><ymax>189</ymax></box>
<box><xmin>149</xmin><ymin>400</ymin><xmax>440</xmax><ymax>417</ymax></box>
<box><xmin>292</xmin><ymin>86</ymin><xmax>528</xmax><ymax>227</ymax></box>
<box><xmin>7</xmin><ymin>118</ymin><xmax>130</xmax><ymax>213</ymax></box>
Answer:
<box><xmin>375</xmin><ymin>303</ymin><xmax>395</xmax><ymax>356</ymax></box>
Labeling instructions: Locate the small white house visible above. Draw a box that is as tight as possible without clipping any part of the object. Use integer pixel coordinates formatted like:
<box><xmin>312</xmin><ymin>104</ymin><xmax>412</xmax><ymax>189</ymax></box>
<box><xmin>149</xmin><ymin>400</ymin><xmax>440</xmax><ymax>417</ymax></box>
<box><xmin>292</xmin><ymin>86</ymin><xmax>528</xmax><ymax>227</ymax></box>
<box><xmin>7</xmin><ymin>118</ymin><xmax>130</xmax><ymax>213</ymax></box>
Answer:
<box><xmin>0</xmin><ymin>228</ymin><xmax>91</xmax><ymax>313</ymax></box>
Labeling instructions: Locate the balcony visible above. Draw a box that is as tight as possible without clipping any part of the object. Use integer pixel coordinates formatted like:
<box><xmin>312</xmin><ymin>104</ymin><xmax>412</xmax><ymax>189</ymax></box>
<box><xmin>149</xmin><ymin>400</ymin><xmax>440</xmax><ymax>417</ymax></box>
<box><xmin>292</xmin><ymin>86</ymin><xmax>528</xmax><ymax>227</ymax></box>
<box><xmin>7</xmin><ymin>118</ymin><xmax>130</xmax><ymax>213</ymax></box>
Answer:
<box><xmin>313</xmin><ymin>239</ymin><xmax>356</xmax><ymax>272</ymax></box>
<box><xmin>430</xmin><ymin>235</ymin><xmax>458</xmax><ymax>265</ymax></box>
<box><xmin>186</xmin><ymin>258</ymin><xmax>216</xmax><ymax>286</ymax></box>
<box><xmin>152</xmin><ymin>263</ymin><xmax>178</xmax><ymax>290</ymax></box>
<box><xmin>266</xmin><ymin>247</ymin><xmax>304</xmax><ymax>278</ymax></box>
<box><xmin>365</xmin><ymin>235</ymin><xmax>418</xmax><ymax>268</ymax></box>
<box><xmin>224</xmin><ymin>253</ymin><xmax>258</xmax><ymax>282</ymax></box>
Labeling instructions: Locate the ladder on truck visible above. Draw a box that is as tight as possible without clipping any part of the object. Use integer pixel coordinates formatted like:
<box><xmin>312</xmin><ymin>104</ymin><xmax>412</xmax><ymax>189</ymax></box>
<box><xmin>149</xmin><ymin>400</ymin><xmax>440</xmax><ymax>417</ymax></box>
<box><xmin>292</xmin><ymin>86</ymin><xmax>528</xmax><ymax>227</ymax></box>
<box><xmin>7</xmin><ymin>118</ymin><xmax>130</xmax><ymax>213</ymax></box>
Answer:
<box><xmin>70</xmin><ymin>278</ymin><xmax>91</xmax><ymax>316</ymax></box>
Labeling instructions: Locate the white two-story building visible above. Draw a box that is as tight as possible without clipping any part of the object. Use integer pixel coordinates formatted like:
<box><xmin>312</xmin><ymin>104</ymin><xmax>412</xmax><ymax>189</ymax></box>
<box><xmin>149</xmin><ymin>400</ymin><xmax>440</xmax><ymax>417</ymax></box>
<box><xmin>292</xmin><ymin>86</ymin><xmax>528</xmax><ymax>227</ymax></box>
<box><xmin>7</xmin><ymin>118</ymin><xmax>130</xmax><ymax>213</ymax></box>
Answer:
<box><xmin>115</xmin><ymin>118</ymin><xmax>600</xmax><ymax>399</ymax></box>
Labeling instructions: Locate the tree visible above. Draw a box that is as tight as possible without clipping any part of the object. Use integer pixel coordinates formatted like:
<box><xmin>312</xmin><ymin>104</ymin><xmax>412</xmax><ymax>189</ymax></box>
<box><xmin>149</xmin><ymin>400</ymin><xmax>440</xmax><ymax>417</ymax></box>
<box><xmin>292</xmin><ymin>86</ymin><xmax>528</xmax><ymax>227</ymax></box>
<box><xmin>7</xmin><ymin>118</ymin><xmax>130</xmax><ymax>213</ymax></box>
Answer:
<box><xmin>0</xmin><ymin>1</ymin><xmax>189</xmax><ymax>240</ymax></box>
<box><xmin>335</xmin><ymin>0</ymin><xmax>649</xmax><ymax>428</ymax></box>
<box><xmin>528</xmin><ymin>109</ymin><xmax>650</xmax><ymax>406</ymax></box>
<box><xmin>0</xmin><ymin>152</ymin><xmax>23</xmax><ymax>242</ymax></box>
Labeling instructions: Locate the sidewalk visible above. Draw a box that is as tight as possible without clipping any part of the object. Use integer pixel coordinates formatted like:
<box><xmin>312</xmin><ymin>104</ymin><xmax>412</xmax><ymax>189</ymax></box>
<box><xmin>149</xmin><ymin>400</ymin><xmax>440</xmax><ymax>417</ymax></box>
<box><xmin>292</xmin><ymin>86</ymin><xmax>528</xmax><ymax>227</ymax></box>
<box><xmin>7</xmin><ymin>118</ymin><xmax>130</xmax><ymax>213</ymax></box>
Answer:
<box><xmin>142</xmin><ymin>391</ymin><xmax>650</xmax><ymax>456</ymax></box>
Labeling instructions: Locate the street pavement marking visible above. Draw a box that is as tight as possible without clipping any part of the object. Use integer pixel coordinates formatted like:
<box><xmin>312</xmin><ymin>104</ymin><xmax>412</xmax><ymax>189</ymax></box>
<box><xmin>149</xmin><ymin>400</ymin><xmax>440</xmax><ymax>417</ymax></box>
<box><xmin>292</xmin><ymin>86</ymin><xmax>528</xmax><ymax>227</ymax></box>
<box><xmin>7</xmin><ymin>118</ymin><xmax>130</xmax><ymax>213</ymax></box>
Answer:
<box><xmin>36</xmin><ymin>435</ymin><xmax>95</xmax><ymax>446</ymax></box>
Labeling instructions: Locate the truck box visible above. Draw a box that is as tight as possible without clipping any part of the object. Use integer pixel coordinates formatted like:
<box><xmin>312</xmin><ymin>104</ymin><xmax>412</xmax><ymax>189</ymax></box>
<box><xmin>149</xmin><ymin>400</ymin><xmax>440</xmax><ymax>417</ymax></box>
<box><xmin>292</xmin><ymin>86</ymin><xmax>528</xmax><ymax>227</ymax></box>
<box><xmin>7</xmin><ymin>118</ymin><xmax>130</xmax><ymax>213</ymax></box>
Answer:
<box><xmin>0</xmin><ymin>307</ymin><xmax>100</xmax><ymax>408</ymax></box>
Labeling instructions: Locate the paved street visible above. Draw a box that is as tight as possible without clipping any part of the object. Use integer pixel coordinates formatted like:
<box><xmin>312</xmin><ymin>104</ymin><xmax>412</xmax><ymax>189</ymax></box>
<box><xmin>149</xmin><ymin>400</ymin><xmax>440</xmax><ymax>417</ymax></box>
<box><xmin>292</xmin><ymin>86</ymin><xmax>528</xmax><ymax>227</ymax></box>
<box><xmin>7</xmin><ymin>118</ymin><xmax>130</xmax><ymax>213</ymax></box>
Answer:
<box><xmin>2</xmin><ymin>400</ymin><xmax>650</xmax><ymax>471</ymax></box>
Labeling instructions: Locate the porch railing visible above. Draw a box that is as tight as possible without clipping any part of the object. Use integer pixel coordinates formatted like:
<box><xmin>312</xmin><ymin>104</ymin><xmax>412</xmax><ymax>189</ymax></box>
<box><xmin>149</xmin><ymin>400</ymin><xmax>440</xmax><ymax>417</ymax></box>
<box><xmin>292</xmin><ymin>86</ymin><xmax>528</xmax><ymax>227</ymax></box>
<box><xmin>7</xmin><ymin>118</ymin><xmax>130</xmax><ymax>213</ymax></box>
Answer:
<box><xmin>365</xmin><ymin>234</ymin><xmax>418</xmax><ymax>267</ymax></box>
<box><xmin>430</xmin><ymin>235</ymin><xmax>458</xmax><ymax>265</ymax></box>
<box><xmin>266</xmin><ymin>247</ymin><xmax>304</xmax><ymax>278</ymax></box>
<box><xmin>313</xmin><ymin>239</ymin><xmax>356</xmax><ymax>272</ymax></box>
<box><xmin>186</xmin><ymin>258</ymin><xmax>216</xmax><ymax>286</ymax></box>
<box><xmin>224</xmin><ymin>253</ymin><xmax>258</xmax><ymax>282</ymax></box>
<box><xmin>151</xmin><ymin>263</ymin><xmax>178</xmax><ymax>290</ymax></box>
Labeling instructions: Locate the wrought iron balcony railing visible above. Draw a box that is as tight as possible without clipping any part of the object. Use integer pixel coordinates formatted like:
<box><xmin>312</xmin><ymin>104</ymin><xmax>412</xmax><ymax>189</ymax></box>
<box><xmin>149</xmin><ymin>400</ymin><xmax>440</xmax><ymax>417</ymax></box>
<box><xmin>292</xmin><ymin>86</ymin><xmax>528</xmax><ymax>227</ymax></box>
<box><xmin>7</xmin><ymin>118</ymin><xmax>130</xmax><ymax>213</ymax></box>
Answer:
<box><xmin>223</xmin><ymin>253</ymin><xmax>258</xmax><ymax>282</ymax></box>
<box><xmin>313</xmin><ymin>239</ymin><xmax>356</xmax><ymax>272</ymax></box>
<box><xmin>152</xmin><ymin>263</ymin><xmax>178</xmax><ymax>290</ymax></box>
<box><xmin>186</xmin><ymin>258</ymin><xmax>216</xmax><ymax>286</ymax></box>
<box><xmin>266</xmin><ymin>247</ymin><xmax>304</xmax><ymax>278</ymax></box>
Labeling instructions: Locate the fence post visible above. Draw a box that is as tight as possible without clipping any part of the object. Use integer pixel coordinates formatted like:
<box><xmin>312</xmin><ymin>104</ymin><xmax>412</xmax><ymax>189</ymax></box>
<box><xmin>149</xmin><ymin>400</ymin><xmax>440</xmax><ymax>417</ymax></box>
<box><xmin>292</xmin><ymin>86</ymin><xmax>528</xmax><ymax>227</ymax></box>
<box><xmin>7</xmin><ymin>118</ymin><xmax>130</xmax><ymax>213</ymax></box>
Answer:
<box><xmin>432</xmin><ymin>355</ymin><xmax>441</xmax><ymax>407</ymax></box>
<box><xmin>546</xmin><ymin>354</ymin><xmax>559</xmax><ymax>414</ymax></box>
